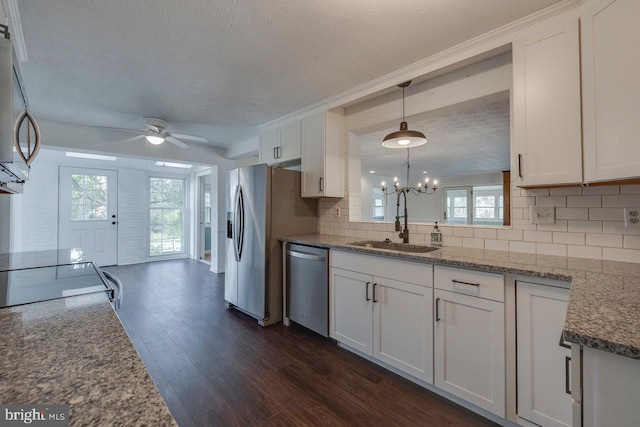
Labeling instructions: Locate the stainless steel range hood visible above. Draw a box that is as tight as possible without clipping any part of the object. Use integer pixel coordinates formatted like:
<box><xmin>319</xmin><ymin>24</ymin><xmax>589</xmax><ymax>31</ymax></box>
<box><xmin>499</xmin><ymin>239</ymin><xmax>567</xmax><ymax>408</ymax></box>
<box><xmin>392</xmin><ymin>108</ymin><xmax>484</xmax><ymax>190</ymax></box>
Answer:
<box><xmin>0</xmin><ymin>24</ymin><xmax>27</xmax><ymax>195</ymax></box>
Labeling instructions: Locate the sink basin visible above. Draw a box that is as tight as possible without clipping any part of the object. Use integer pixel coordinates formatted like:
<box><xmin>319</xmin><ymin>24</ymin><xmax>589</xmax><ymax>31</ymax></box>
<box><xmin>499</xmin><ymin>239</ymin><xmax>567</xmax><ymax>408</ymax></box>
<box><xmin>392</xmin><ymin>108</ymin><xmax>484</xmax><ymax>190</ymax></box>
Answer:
<box><xmin>350</xmin><ymin>240</ymin><xmax>440</xmax><ymax>253</ymax></box>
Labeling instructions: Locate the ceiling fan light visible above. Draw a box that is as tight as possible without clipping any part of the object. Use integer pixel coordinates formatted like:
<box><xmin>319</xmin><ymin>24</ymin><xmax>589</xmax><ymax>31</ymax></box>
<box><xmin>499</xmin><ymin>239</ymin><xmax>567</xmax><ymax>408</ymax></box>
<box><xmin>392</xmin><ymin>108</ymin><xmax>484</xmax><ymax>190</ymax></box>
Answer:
<box><xmin>146</xmin><ymin>135</ymin><xmax>164</xmax><ymax>145</ymax></box>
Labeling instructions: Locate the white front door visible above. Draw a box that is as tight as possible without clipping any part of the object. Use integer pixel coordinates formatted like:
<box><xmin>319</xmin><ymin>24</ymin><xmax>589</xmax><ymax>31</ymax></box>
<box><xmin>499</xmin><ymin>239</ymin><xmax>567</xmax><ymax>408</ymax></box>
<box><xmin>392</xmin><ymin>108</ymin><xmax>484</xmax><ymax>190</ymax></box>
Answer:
<box><xmin>58</xmin><ymin>167</ymin><xmax>118</xmax><ymax>266</ymax></box>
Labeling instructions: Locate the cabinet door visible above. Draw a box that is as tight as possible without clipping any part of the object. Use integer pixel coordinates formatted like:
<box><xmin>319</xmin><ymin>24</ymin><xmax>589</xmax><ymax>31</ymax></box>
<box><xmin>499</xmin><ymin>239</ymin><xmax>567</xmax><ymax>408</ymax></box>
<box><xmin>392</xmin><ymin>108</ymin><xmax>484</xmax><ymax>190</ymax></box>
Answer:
<box><xmin>434</xmin><ymin>289</ymin><xmax>505</xmax><ymax>417</ymax></box>
<box><xmin>372</xmin><ymin>277</ymin><xmax>433</xmax><ymax>384</ymax></box>
<box><xmin>517</xmin><ymin>282</ymin><xmax>571</xmax><ymax>427</ymax></box>
<box><xmin>259</xmin><ymin>128</ymin><xmax>279</xmax><ymax>165</ymax></box>
<box><xmin>582</xmin><ymin>0</ymin><xmax>640</xmax><ymax>182</ymax></box>
<box><xmin>301</xmin><ymin>112</ymin><xmax>326</xmax><ymax>197</ymax></box>
<box><xmin>512</xmin><ymin>19</ymin><xmax>582</xmax><ymax>186</ymax></box>
<box><xmin>278</xmin><ymin>120</ymin><xmax>301</xmax><ymax>163</ymax></box>
<box><xmin>582</xmin><ymin>347</ymin><xmax>640</xmax><ymax>427</ymax></box>
<box><xmin>329</xmin><ymin>267</ymin><xmax>372</xmax><ymax>354</ymax></box>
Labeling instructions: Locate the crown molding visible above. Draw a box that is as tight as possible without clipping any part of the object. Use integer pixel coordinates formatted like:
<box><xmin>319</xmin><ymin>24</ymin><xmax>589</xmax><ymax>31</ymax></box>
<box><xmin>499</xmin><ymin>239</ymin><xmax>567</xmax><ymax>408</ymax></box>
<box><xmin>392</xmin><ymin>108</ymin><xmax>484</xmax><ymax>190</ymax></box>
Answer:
<box><xmin>258</xmin><ymin>0</ymin><xmax>580</xmax><ymax>132</ymax></box>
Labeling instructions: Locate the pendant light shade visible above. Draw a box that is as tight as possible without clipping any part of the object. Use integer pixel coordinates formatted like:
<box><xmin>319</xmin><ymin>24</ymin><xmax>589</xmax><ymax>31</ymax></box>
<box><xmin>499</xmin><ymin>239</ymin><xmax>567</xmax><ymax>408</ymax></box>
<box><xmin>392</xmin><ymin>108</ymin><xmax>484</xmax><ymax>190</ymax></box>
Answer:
<box><xmin>381</xmin><ymin>81</ymin><xmax>428</xmax><ymax>149</ymax></box>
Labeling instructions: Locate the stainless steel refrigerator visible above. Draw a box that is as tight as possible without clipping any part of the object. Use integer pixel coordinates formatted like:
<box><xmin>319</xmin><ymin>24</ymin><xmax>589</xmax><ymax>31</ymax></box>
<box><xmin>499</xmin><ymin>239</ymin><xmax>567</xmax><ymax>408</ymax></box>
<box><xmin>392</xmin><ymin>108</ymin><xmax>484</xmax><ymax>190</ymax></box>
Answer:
<box><xmin>224</xmin><ymin>164</ymin><xmax>318</xmax><ymax>326</ymax></box>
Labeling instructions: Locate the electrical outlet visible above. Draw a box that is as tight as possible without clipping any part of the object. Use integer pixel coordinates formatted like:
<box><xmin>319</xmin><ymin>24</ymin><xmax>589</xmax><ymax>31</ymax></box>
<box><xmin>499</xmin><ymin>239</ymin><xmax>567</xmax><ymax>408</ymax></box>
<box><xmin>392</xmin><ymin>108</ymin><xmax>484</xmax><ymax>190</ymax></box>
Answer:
<box><xmin>530</xmin><ymin>206</ymin><xmax>555</xmax><ymax>225</ymax></box>
<box><xmin>624</xmin><ymin>207</ymin><xmax>640</xmax><ymax>227</ymax></box>
<box><xmin>335</xmin><ymin>207</ymin><xmax>341</xmax><ymax>218</ymax></box>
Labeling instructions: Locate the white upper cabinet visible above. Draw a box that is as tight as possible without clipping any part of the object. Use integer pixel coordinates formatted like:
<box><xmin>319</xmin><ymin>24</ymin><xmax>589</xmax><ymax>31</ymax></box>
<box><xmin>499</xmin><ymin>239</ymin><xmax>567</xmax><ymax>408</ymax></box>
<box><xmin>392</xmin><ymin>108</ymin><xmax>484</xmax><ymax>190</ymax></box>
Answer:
<box><xmin>582</xmin><ymin>0</ymin><xmax>640</xmax><ymax>182</ymax></box>
<box><xmin>301</xmin><ymin>111</ymin><xmax>344</xmax><ymax>198</ymax></box>
<box><xmin>512</xmin><ymin>19</ymin><xmax>583</xmax><ymax>187</ymax></box>
<box><xmin>259</xmin><ymin>120</ymin><xmax>301</xmax><ymax>166</ymax></box>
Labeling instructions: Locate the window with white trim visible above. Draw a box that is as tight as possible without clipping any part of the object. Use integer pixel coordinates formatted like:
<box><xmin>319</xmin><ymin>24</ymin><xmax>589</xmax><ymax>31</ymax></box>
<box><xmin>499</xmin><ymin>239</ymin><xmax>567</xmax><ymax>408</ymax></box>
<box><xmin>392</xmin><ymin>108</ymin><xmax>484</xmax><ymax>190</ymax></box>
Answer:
<box><xmin>149</xmin><ymin>177</ymin><xmax>185</xmax><ymax>256</ymax></box>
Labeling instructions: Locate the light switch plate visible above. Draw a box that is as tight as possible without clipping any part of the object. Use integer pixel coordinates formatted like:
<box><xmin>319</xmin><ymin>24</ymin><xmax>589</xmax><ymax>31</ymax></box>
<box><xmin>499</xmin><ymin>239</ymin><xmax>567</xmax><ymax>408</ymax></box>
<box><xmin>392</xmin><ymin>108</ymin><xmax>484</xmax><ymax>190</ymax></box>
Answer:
<box><xmin>530</xmin><ymin>206</ymin><xmax>555</xmax><ymax>225</ymax></box>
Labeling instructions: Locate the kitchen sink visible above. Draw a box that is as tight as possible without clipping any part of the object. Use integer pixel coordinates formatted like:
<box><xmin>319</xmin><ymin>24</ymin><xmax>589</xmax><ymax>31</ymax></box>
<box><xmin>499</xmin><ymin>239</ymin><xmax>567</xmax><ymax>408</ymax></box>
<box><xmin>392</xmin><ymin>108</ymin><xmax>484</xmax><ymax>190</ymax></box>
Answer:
<box><xmin>350</xmin><ymin>240</ymin><xmax>440</xmax><ymax>253</ymax></box>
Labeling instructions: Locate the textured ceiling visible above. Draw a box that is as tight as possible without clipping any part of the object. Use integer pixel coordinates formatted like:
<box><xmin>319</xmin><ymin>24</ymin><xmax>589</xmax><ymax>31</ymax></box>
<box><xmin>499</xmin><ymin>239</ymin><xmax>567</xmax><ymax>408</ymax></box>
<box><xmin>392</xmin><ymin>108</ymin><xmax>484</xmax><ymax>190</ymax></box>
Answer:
<box><xmin>16</xmin><ymin>0</ymin><xmax>562</xmax><ymax>149</ymax></box>
<box><xmin>360</xmin><ymin>98</ymin><xmax>510</xmax><ymax>182</ymax></box>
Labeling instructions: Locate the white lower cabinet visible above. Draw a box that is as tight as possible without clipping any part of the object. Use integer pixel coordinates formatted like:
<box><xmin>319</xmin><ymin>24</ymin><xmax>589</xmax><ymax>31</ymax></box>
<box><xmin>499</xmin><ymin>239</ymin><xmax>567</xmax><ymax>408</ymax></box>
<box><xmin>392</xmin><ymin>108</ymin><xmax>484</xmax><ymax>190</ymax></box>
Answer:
<box><xmin>330</xmin><ymin>251</ymin><xmax>433</xmax><ymax>383</ymax></box>
<box><xmin>578</xmin><ymin>346</ymin><xmax>640</xmax><ymax>427</ymax></box>
<box><xmin>517</xmin><ymin>281</ymin><xmax>571</xmax><ymax>427</ymax></box>
<box><xmin>433</xmin><ymin>266</ymin><xmax>505</xmax><ymax>417</ymax></box>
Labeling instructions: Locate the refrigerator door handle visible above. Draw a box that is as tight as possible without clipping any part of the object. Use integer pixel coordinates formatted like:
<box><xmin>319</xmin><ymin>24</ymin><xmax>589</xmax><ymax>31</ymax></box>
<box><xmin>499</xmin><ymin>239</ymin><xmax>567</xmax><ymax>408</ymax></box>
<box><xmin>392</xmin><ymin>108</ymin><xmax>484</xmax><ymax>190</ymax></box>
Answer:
<box><xmin>233</xmin><ymin>185</ymin><xmax>240</xmax><ymax>261</ymax></box>
<box><xmin>236</xmin><ymin>185</ymin><xmax>245</xmax><ymax>261</ymax></box>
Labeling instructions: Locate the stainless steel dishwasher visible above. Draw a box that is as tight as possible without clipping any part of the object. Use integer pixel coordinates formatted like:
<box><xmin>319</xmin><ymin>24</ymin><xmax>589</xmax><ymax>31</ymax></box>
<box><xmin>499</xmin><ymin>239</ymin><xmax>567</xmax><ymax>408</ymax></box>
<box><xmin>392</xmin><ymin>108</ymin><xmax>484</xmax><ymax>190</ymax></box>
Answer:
<box><xmin>286</xmin><ymin>243</ymin><xmax>329</xmax><ymax>337</ymax></box>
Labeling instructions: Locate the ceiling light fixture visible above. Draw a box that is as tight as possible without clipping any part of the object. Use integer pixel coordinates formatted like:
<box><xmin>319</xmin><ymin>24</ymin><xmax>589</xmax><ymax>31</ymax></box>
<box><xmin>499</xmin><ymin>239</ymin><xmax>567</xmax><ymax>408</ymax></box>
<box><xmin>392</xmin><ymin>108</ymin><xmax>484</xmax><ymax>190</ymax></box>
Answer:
<box><xmin>146</xmin><ymin>135</ymin><xmax>165</xmax><ymax>145</ymax></box>
<box><xmin>381</xmin><ymin>81</ymin><xmax>427</xmax><ymax>149</ymax></box>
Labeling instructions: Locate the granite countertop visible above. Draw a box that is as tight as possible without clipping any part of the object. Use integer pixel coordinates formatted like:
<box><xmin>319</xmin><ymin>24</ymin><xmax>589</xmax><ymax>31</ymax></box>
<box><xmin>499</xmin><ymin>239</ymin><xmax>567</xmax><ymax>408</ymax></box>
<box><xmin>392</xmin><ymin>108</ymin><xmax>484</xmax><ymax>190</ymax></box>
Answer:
<box><xmin>0</xmin><ymin>293</ymin><xmax>176</xmax><ymax>426</ymax></box>
<box><xmin>281</xmin><ymin>234</ymin><xmax>640</xmax><ymax>360</ymax></box>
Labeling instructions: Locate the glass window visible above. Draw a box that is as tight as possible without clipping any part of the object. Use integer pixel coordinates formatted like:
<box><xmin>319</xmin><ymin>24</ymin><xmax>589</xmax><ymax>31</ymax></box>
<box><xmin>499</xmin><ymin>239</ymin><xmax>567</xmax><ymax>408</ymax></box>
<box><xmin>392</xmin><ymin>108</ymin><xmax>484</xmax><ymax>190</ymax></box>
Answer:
<box><xmin>372</xmin><ymin>187</ymin><xmax>386</xmax><ymax>220</ymax></box>
<box><xmin>204</xmin><ymin>192</ymin><xmax>211</xmax><ymax>225</ymax></box>
<box><xmin>472</xmin><ymin>185</ymin><xmax>503</xmax><ymax>225</ymax></box>
<box><xmin>445</xmin><ymin>188</ymin><xmax>470</xmax><ymax>224</ymax></box>
<box><xmin>71</xmin><ymin>174</ymin><xmax>108</xmax><ymax>221</ymax></box>
<box><xmin>149</xmin><ymin>177</ymin><xmax>185</xmax><ymax>256</ymax></box>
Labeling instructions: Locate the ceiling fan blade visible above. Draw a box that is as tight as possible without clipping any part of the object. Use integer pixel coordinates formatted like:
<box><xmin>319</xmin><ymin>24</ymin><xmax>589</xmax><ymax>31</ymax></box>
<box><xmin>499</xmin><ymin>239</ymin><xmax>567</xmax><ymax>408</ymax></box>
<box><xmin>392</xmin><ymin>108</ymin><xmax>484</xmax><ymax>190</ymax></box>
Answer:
<box><xmin>168</xmin><ymin>132</ymin><xmax>208</xmax><ymax>143</ymax></box>
<box><xmin>124</xmin><ymin>135</ymin><xmax>145</xmax><ymax>142</ymax></box>
<box><xmin>92</xmin><ymin>125</ymin><xmax>144</xmax><ymax>134</ymax></box>
<box><xmin>166</xmin><ymin>136</ymin><xmax>189</xmax><ymax>149</ymax></box>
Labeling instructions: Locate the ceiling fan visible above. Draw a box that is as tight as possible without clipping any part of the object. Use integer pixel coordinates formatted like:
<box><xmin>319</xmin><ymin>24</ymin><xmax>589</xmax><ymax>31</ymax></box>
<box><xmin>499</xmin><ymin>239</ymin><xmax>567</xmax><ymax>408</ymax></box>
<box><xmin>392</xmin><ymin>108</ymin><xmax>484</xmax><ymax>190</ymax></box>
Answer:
<box><xmin>94</xmin><ymin>118</ymin><xmax>208</xmax><ymax>149</ymax></box>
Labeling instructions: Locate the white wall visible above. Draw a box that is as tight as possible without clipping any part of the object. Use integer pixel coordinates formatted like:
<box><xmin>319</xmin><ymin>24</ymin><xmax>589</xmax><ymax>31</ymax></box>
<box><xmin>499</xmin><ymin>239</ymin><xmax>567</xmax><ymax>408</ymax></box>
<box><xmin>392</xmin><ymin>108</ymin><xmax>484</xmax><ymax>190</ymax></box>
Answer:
<box><xmin>117</xmin><ymin>169</ymin><xmax>147</xmax><ymax>265</ymax></box>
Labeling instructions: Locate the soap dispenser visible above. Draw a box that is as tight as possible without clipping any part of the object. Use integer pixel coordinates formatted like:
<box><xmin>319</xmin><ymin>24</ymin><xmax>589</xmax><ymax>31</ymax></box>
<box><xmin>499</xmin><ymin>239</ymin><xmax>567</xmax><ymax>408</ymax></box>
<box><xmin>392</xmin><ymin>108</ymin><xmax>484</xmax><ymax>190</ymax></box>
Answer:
<box><xmin>430</xmin><ymin>222</ymin><xmax>443</xmax><ymax>246</ymax></box>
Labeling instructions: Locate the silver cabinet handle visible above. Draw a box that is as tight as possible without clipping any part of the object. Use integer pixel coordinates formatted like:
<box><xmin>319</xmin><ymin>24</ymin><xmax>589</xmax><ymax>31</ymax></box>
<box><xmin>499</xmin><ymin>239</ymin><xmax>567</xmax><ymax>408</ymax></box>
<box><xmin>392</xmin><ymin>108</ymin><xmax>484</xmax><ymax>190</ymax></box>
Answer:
<box><xmin>565</xmin><ymin>356</ymin><xmax>571</xmax><ymax>395</ymax></box>
<box><xmin>518</xmin><ymin>154</ymin><xmax>523</xmax><ymax>178</ymax></box>
<box><xmin>451</xmin><ymin>279</ymin><xmax>480</xmax><ymax>287</ymax></box>
<box><xmin>286</xmin><ymin>250</ymin><xmax>325</xmax><ymax>261</ymax></box>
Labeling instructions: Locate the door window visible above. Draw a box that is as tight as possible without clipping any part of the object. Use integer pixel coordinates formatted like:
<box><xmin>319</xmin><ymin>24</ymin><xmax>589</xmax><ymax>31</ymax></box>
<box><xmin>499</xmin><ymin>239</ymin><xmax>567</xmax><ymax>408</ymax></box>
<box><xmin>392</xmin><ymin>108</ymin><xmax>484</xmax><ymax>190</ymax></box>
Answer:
<box><xmin>71</xmin><ymin>174</ymin><xmax>108</xmax><ymax>221</ymax></box>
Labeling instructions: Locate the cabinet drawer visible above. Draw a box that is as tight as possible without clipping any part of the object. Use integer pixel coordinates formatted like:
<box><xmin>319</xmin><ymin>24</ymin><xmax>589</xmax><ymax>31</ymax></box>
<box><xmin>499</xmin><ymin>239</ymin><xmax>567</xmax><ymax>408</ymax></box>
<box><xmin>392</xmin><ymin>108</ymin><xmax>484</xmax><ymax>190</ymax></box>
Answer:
<box><xmin>331</xmin><ymin>250</ymin><xmax>432</xmax><ymax>287</ymax></box>
<box><xmin>434</xmin><ymin>266</ymin><xmax>503</xmax><ymax>302</ymax></box>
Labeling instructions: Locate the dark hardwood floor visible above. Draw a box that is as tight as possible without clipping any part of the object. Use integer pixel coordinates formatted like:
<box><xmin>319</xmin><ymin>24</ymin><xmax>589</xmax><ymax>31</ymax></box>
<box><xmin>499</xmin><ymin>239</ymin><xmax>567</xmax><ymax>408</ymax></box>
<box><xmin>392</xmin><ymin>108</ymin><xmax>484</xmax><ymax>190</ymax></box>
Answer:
<box><xmin>105</xmin><ymin>260</ymin><xmax>498</xmax><ymax>427</ymax></box>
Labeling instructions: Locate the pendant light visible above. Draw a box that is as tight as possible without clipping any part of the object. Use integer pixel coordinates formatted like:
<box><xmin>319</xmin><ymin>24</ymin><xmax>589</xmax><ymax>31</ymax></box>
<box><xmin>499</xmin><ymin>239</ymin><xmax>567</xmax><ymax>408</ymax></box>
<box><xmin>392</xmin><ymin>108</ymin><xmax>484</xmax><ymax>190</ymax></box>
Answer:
<box><xmin>381</xmin><ymin>81</ymin><xmax>427</xmax><ymax>149</ymax></box>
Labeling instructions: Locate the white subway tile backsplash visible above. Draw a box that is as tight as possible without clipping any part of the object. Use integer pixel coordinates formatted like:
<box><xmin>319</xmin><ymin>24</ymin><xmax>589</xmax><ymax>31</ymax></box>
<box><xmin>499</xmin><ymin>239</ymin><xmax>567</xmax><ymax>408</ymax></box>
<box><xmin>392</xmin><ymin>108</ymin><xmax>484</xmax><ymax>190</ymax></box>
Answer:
<box><xmin>556</xmin><ymin>208</ymin><xmax>589</xmax><ymax>221</ymax></box>
<box><xmin>366</xmin><ymin>231</ymin><xmax>380</xmax><ymax>240</ymax></box>
<box><xmin>568</xmin><ymin>220</ymin><xmax>603</xmax><ymax>233</ymax></box>
<box><xmin>485</xmin><ymin>239</ymin><xmax>509</xmax><ymax>251</ymax></box>
<box><xmin>463</xmin><ymin>238</ymin><xmax>485</xmax><ymax>249</ymax></box>
<box><xmin>512</xmin><ymin>218</ymin><xmax>537</xmax><ymax>231</ymax></box>
<box><xmin>603</xmin><ymin>247</ymin><xmax>640</xmax><ymax>263</ymax></box>
<box><xmin>535</xmin><ymin>196</ymin><xmax>567</xmax><ymax>207</ymax></box>
<box><xmin>602</xmin><ymin>195</ymin><xmax>640</xmax><ymax>208</ymax></box>
<box><xmin>537</xmin><ymin>243</ymin><xmax>567</xmax><ymax>257</ymax></box>
<box><xmin>474</xmin><ymin>228</ymin><xmax>497</xmax><ymax>239</ymax></box>
<box><xmin>497</xmin><ymin>229</ymin><xmax>523</xmax><ymax>241</ymax></box>
<box><xmin>583</xmin><ymin>185</ymin><xmax>619</xmax><ymax>195</ymax></box>
<box><xmin>453</xmin><ymin>227</ymin><xmax>474</xmax><ymax>238</ymax></box>
<box><xmin>589</xmin><ymin>208</ymin><xmax>624</xmax><ymax>221</ymax></box>
<box><xmin>586</xmin><ymin>233</ymin><xmax>622</xmax><ymax>248</ymax></box>
<box><xmin>568</xmin><ymin>245</ymin><xmax>602</xmax><ymax>260</ymax></box>
<box><xmin>624</xmin><ymin>235</ymin><xmax>640</xmax><ymax>250</ymax></box>
<box><xmin>524</xmin><ymin>230</ymin><xmax>553</xmax><ymax>243</ymax></box>
<box><xmin>567</xmin><ymin>195</ymin><xmax>601</xmax><ymax>208</ymax></box>
<box><xmin>354</xmin><ymin>230</ymin><xmax>367</xmax><ymax>238</ymax></box>
<box><xmin>443</xmin><ymin>236</ymin><xmax>462</xmax><ymax>247</ymax></box>
<box><xmin>553</xmin><ymin>232</ymin><xmax>585</xmax><ymax>245</ymax></box>
<box><xmin>536</xmin><ymin>220</ymin><xmax>568</xmax><ymax>232</ymax></box>
<box><xmin>512</xmin><ymin>196</ymin><xmax>535</xmax><ymax>208</ymax></box>
<box><xmin>373</xmin><ymin>223</ymin><xmax>387</xmax><ymax>232</ymax></box>
<box><xmin>603</xmin><ymin>221</ymin><xmax>640</xmax><ymax>236</ymax></box>
<box><xmin>416</xmin><ymin>225</ymin><xmax>431</xmax><ymax>235</ymax></box>
<box><xmin>550</xmin><ymin>187</ymin><xmax>583</xmax><ymax>196</ymax></box>
<box><xmin>620</xmin><ymin>185</ymin><xmax>640</xmax><ymax>195</ymax></box>
<box><xmin>511</xmin><ymin>208</ymin><xmax>524</xmax><ymax>219</ymax></box>
<box><xmin>509</xmin><ymin>241</ymin><xmax>536</xmax><ymax>254</ymax></box>
<box><xmin>411</xmin><ymin>233</ymin><xmax>426</xmax><ymax>244</ymax></box>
